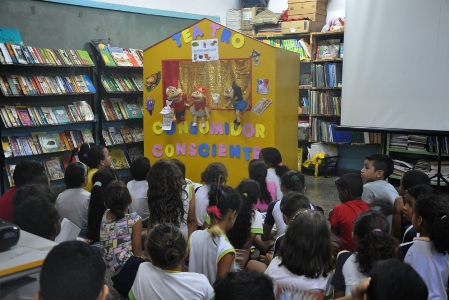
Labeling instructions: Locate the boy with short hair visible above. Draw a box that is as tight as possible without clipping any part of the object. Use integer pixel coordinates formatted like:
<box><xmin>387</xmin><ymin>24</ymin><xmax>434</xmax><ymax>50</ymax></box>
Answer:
<box><xmin>35</xmin><ymin>241</ymin><xmax>109</xmax><ymax>300</ymax></box>
<box><xmin>360</xmin><ymin>154</ymin><xmax>398</xmax><ymax>228</ymax></box>
<box><xmin>329</xmin><ymin>173</ymin><xmax>370</xmax><ymax>253</ymax></box>
<box><xmin>127</xmin><ymin>157</ymin><xmax>151</xmax><ymax>227</ymax></box>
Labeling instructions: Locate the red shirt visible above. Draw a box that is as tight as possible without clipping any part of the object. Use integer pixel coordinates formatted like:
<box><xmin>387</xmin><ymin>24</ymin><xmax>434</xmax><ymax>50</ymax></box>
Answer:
<box><xmin>328</xmin><ymin>200</ymin><xmax>370</xmax><ymax>253</ymax></box>
<box><xmin>0</xmin><ymin>187</ymin><xmax>18</xmax><ymax>222</ymax></box>
<box><xmin>170</xmin><ymin>99</ymin><xmax>186</xmax><ymax>112</ymax></box>
<box><xmin>192</xmin><ymin>101</ymin><xmax>206</xmax><ymax>111</ymax></box>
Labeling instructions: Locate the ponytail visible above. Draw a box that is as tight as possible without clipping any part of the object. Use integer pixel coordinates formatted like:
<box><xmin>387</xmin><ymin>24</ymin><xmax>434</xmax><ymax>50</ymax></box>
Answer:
<box><xmin>103</xmin><ymin>181</ymin><xmax>129</xmax><ymax>220</ymax></box>
<box><xmin>415</xmin><ymin>194</ymin><xmax>449</xmax><ymax>254</ymax></box>
<box><xmin>430</xmin><ymin>215</ymin><xmax>449</xmax><ymax>254</ymax></box>
<box><xmin>248</xmin><ymin>160</ymin><xmax>272</xmax><ymax>204</ymax></box>
<box><xmin>281</xmin><ymin>170</ymin><xmax>305</xmax><ymax>193</ymax></box>
<box><xmin>274</xmin><ymin>164</ymin><xmax>289</xmax><ymax>179</ymax></box>
<box><xmin>207</xmin><ymin>184</ymin><xmax>242</xmax><ymax>235</ymax></box>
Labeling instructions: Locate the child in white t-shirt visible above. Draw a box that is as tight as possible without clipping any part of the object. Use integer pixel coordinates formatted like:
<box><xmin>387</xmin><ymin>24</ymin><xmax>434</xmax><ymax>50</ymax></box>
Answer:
<box><xmin>56</xmin><ymin>162</ymin><xmax>90</xmax><ymax>236</ymax></box>
<box><xmin>127</xmin><ymin>157</ymin><xmax>151</xmax><ymax>227</ymax></box>
<box><xmin>404</xmin><ymin>194</ymin><xmax>449</xmax><ymax>300</ymax></box>
<box><xmin>265</xmin><ymin>210</ymin><xmax>332</xmax><ymax>299</ymax></box>
<box><xmin>188</xmin><ymin>184</ymin><xmax>241</xmax><ymax>284</ymax></box>
<box><xmin>195</xmin><ymin>162</ymin><xmax>228</xmax><ymax>227</ymax></box>
<box><xmin>130</xmin><ymin>223</ymin><xmax>214</xmax><ymax>300</ymax></box>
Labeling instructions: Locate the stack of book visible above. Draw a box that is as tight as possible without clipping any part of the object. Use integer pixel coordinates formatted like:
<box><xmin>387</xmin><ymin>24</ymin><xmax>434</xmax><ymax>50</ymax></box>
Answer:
<box><xmin>389</xmin><ymin>134</ymin><xmax>408</xmax><ymax>150</ymax></box>
<box><xmin>393</xmin><ymin>159</ymin><xmax>415</xmax><ymax>177</ymax></box>
<box><xmin>90</xmin><ymin>39</ymin><xmax>143</xmax><ymax>67</ymax></box>
<box><xmin>260</xmin><ymin>38</ymin><xmax>311</xmax><ymax>61</ymax></box>
<box><xmin>102</xmin><ymin>126</ymin><xmax>143</xmax><ymax>146</ymax></box>
<box><xmin>0</xmin><ymin>74</ymin><xmax>96</xmax><ymax>96</ymax></box>
<box><xmin>0</xmin><ymin>42</ymin><xmax>95</xmax><ymax>66</ymax></box>
<box><xmin>100</xmin><ymin>72</ymin><xmax>143</xmax><ymax>93</ymax></box>
<box><xmin>0</xmin><ymin>102</ymin><xmax>94</xmax><ymax>128</ymax></box>
<box><xmin>309</xmin><ymin>91</ymin><xmax>341</xmax><ymax>115</ymax></box>
<box><xmin>407</xmin><ymin>135</ymin><xmax>427</xmax><ymax>152</ymax></box>
<box><xmin>312</xmin><ymin>63</ymin><xmax>342</xmax><ymax>88</ymax></box>
<box><xmin>1</xmin><ymin>128</ymin><xmax>95</xmax><ymax>158</ymax></box>
<box><xmin>101</xmin><ymin>98</ymin><xmax>143</xmax><ymax>121</ymax></box>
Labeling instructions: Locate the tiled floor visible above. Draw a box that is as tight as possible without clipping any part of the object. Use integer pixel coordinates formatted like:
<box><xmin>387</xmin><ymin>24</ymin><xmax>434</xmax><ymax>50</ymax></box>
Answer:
<box><xmin>304</xmin><ymin>174</ymin><xmax>340</xmax><ymax>215</ymax></box>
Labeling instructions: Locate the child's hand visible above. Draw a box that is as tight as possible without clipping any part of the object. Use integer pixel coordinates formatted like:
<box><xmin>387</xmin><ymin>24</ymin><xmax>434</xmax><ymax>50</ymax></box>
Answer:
<box><xmin>260</xmin><ymin>253</ymin><xmax>273</xmax><ymax>266</ymax></box>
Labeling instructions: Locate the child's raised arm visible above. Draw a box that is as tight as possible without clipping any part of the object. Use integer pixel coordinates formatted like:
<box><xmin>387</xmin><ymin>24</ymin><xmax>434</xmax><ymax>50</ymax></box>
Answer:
<box><xmin>132</xmin><ymin>219</ymin><xmax>143</xmax><ymax>257</ymax></box>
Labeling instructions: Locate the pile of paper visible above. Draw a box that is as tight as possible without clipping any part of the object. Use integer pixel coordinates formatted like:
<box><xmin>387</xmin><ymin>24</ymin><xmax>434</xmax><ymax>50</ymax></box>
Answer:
<box><xmin>226</xmin><ymin>9</ymin><xmax>242</xmax><ymax>31</ymax></box>
<box><xmin>393</xmin><ymin>159</ymin><xmax>415</xmax><ymax>177</ymax></box>
<box><xmin>414</xmin><ymin>158</ymin><xmax>431</xmax><ymax>173</ymax></box>
<box><xmin>407</xmin><ymin>135</ymin><xmax>428</xmax><ymax>151</ymax></box>
<box><xmin>390</xmin><ymin>134</ymin><xmax>408</xmax><ymax>150</ymax></box>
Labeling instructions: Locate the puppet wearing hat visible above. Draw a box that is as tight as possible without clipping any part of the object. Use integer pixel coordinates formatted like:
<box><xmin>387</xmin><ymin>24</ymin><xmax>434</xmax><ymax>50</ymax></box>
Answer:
<box><xmin>189</xmin><ymin>86</ymin><xmax>210</xmax><ymax>128</ymax></box>
<box><xmin>223</xmin><ymin>82</ymin><xmax>248</xmax><ymax>129</ymax></box>
<box><xmin>166</xmin><ymin>86</ymin><xmax>188</xmax><ymax>122</ymax></box>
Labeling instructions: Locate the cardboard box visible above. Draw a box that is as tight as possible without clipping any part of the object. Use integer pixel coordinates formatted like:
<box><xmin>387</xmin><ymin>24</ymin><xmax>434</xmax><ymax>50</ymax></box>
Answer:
<box><xmin>281</xmin><ymin>20</ymin><xmax>325</xmax><ymax>34</ymax></box>
<box><xmin>289</xmin><ymin>2</ymin><xmax>327</xmax><ymax>11</ymax></box>
<box><xmin>288</xmin><ymin>11</ymin><xmax>327</xmax><ymax>23</ymax></box>
<box><xmin>241</xmin><ymin>7</ymin><xmax>266</xmax><ymax>29</ymax></box>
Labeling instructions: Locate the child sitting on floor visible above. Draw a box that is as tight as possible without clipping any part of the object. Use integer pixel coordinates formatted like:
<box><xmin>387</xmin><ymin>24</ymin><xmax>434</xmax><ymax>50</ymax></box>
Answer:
<box><xmin>76</xmin><ymin>143</ymin><xmax>112</xmax><ymax>192</ymax></box>
<box><xmin>392</xmin><ymin>170</ymin><xmax>431</xmax><ymax>238</ymax></box>
<box><xmin>404</xmin><ymin>194</ymin><xmax>449</xmax><ymax>300</ymax></box>
<box><xmin>99</xmin><ymin>180</ymin><xmax>144</xmax><ymax>298</ymax></box>
<box><xmin>259</xmin><ymin>147</ymin><xmax>289</xmax><ymax>200</ymax></box>
<box><xmin>56</xmin><ymin>162</ymin><xmax>90</xmax><ymax>237</ymax></box>
<box><xmin>36</xmin><ymin>241</ymin><xmax>109</xmax><ymax>300</ymax></box>
<box><xmin>265</xmin><ymin>210</ymin><xmax>333</xmax><ymax>299</ymax></box>
<box><xmin>130</xmin><ymin>223</ymin><xmax>214</xmax><ymax>300</ymax></box>
<box><xmin>361</xmin><ymin>154</ymin><xmax>398</xmax><ymax>229</ymax></box>
<box><xmin>214</xmin><ymin>270</ymin><xmax>275</xmax><ymax>300</ymax></box>
<box><xmin>127</xmin><ymin>157</ymin><xmax>151</xmax><ymax>228</ymax></box>
<box><xmin>188</xmin><ymin>184</ymin><xmax>241</xmax><ymax>284</ymax></box>
<box><xmin>195</xmin><ymin>162</ymin><xmax>228</xmax><ymax>228</ymax></box>
<box><xmin>87</xmin><ymin>168</ymin><xmax>118</xmax><ymax>245</ymax></box>
<box><xmin>329</xmin><ymin>173</ymin><xmax>370</xmax><ymax>253</ymax></box>
<box><xmin>331</xmin><ymin>210</ymin><xmax>397</xmax><ymax>297</ymax></box>
<box><xmin>248</xmin><ymin>159</ymin><xmax>275</xmax><ymax>212</ymax></box>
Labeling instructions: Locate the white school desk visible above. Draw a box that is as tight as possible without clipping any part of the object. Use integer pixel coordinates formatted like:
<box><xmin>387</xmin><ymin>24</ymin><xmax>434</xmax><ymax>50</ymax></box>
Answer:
<box><xmin>0</xmin><ymin>230</ymin><xmax>57</xmax><ymax>284</ymax></box>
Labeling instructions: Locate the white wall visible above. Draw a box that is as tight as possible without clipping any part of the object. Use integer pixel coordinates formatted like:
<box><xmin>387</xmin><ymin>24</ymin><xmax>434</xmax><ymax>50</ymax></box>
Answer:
<box><xmin>267</xmin><ymin>0</ymin><xmax>345</xmax><ymax>22</ymax></box>
<box><xmin>92</xmin><ymin>0</ymin><xmax>240</xmax><ymax>24</ymax></box>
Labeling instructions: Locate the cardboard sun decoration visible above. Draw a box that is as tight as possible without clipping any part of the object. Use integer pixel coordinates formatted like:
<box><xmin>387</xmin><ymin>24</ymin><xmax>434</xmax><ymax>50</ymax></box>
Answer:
<box><xmin>143</xmin><ymin>18</ymin><xmax>300</xmax><ymax>187</ymax></box>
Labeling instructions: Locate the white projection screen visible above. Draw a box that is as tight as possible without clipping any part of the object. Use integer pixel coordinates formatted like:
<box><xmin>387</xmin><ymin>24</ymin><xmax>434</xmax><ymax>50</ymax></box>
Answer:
<box><xmin>341</xmin><ymin>0</ymin><xmax>449</xmax><ymax>133</ymax></box>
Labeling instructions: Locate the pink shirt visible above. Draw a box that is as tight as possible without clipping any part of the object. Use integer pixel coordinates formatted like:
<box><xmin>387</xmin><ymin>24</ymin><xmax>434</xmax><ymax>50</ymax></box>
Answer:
<box><xmin>254</xmin><ymin>181</ymin><xmax>277</xmax><ymax>212</ymax></box>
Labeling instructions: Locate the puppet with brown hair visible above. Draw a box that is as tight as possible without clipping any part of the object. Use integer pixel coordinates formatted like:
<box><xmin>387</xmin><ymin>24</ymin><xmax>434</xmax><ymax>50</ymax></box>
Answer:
<box><xmin>189</xmin><ymin>86</ymin><xmax>210</xmax><ymax>128</ymax></box>
<box><xmin>166</xmin><ymin>86</ymin><xmax>188</xmax><ymax>122</ymax></box>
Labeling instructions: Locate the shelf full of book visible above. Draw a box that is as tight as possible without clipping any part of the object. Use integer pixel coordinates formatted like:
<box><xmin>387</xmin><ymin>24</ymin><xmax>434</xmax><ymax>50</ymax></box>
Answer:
<box><xmin>0</xmin><ymin>43</ymin><xmax>98</xmax><ymax>193</ymax></box>
<box><xmin>90</xmin><ymin>39</ymin><xmax>144</xmax><ymax>171</ymax></box>
<box><xmin>386</xmin><ymin>134</ymin><xmax>449</xmax><ymax>186</ymax></box>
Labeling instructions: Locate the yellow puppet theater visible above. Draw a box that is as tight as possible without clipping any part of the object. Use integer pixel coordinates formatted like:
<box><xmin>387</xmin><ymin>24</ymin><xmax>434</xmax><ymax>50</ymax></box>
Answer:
<box><xmin>143</xmin><ymin>18</ymin><xmax>300</xmax><ymax>186</ymax></box>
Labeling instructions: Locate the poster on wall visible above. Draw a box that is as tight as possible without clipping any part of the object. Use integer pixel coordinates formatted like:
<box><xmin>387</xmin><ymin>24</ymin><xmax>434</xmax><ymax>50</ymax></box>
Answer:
<box><xmin>191</xmin><ymin>39</ymin><xmax>219</xmax><ymax>62</ymax></box>
<box><xmin>257</xmin><ymin>79</ymin><xmax>269</xmax><ymax>94</ymax></box>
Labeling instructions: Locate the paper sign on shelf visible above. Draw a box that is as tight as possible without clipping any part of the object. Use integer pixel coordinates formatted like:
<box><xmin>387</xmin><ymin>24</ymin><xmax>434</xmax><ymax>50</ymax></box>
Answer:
<box><xmin>192</xmin><ymin>39</ymin><xmax>219</xmax><ymax>62</ymax></box>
